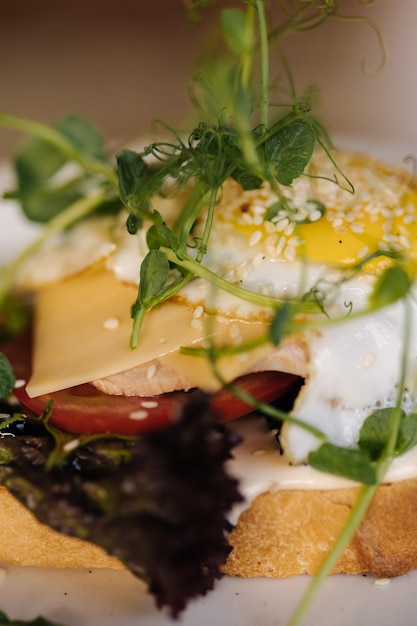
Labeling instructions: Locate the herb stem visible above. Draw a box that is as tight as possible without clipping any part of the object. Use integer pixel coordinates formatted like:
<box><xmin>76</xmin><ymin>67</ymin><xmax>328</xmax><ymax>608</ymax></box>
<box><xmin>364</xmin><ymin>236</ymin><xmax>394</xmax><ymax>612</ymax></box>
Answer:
<box><xmin>195</xmin><ymin>186</ymin><xmax>218</xmax><ymax>262</ymax></box>
<box><xmin>287</xmin><ymin>483</ymin><xmax>378</xmax><ymax>626</ymax></box>
<box><xmin>288</xmin><ymin>297</ymin><xmax>412</xmax><ymax>626</ymax></box>
<box><xmin>161</xmin><ymin>246</ymin><xmax>319</xmax><ymax>313</ymax></box>
<box><xmin>256</xmin><ymin>0</ymin><xmax>269</xmax><ymax>129</ymax></box>
<box><xmin>378</xmin><ymin>298</ymin><xmax>411</xmax><ymax>471</ymax></box>
<box><xmin>0</xmin><ymin>113</ymin><xmax>118</xmax><ymax>188</ymax></box>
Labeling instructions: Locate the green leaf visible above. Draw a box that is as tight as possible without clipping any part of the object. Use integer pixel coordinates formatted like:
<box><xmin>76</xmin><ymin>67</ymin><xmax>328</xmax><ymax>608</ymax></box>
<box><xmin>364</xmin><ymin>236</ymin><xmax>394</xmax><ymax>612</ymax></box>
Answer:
<box><xmin>308</xmin><ymin>442</ymin><xmax>377</xmax><ymax>485</ymax></box>
<box><xmin>0</xmin><ymin>610</ymin><xmax>65</xmax><ymax>625</ymax></box>
<box><xmin>221</xmin><ymin>8</ymin><xmax>252</xmax><ymax>55</ymax></box>
<box><xmin>395</xmin><ymin>412</ymin><xmax>417</xmax><ymax>457</ymax></box>
<box><xmin>10</xmin><ymin>115</ymin><xmax>108</xmax><ymax>223</ymax></box>
<box><xmin>16</xmin><ymin>185</ymin><xmax>83</xmax><ymax>223</ymax></box>
<box><xmin>56</xmin><ymin>115</ymin><xmax>106</xmax><ymax>162</ymax></box>
<box><xmin>116</xmin><ymin>149</ymin><xmax>149</xmax><ymax>209</ymax></box>
<box><xmin>133</xmin><ymin>249</ymin><xmax>170</xmax><ymax>314</ymax></box>
<box><xmin>359</xmin><ymin>407</ymin><xmax>417</xmax><ymax>461</ymax></box>
<box><xmin>15</xmin><ymin>115</ymin><xmax>105</xmax><ymax>191</ymax></box>
<box><xmin>126</xmin><ymin>212</ymin><xmax>142</xmax><ymax>235</ymax></box>
<box><xmin>358</xmin><ymin>407</ymin><xmax>400</xmax><ymax>461</ymax></box>
<box><xmin>265</xmin><ymin>199</ymin><xmax>284</xmax><ymax>222</ymax></box>
<box><xmin>369</xmin><ymin>265</ymin><xmax>411</xmax><ymax>309</ymax></box>
<box><xmin>230</xmin><ymin>164</ymin><xmax>263</xmax><ymax>190</ymax></box>
<box><xmin>0</xmin><ymin>353</ymin><xmax>16</xmax><ymax>398</ymax></box>
<box><xmin>270</xmin><ymin>300</ymin><xmax>291</xmax><ymax>346</ymax></box>
<box><xmin>264</xmin><ymin>122</ymin><xmax>315</xmax><ymax>186</ymax></box>
<box><xmin>146</xmin><ymin>213</ymin><xmax>180</xmax><ymax>251</ymax></box>
<box><xmin>15</xmin><ymin>137</ymin><xmax>66</xmax><ymax>192</ymax></box>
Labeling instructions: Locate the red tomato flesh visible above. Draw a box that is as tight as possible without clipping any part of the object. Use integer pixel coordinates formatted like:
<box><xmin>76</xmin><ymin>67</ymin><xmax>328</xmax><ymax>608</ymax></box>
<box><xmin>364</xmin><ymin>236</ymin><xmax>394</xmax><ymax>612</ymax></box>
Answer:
<box><xmin>4</xmin><ymin>329</ymin><xmax>300</xmax><ymax>435</ymax></box>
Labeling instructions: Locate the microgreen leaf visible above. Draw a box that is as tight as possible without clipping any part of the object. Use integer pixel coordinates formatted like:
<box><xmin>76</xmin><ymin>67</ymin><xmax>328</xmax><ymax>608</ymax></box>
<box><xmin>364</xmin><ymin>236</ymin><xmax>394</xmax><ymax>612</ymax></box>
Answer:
<box><xmin>269</xmin><ymin>300</ymin><xmax>291</xmax><ymax>346</ymax></box>
<box><xmin>135</xmin><ymin>249</ymin><xmax>170</xmax><ymax>311</ymax></box>
<box><xmin>308</xmin><ymin>442</ymin><xmax>377</xmax><ymax>485</ymax></box>
<box><xmin>265</xmin><ymin>199</ymin><xmax>285</xmax><ymax>222</ymax></box>
<box><xmin>126</xmin><ymin>212</ymin><xmax>142</xmax><ymax>235</ymax></box>
<box><xmin>359</xmin><ymin>407</ymin><xmax>417</xmax><ymax>460</ymax></box>
<box><xmin>221</xmin><ymin>8</ymin><xmax>251</xmax><ymax>55</ymax></box>
<box><xmin>146</xmin><ymin>213</ymin><xmax>180</xmax><ymax>251</ymax></box>
<box><xmin>264</xmin><ymin>122</ymin><xmax>315</xmax><ymax>186</ymax></box>
<box><xmin>358</xmin><ymin>407</ymin><xmax>401</xmax><ymax>461</ymax></box>
<box><xmin>130</xmin><ymin>249</ymin><xmax>170</xmax><ymax>348</ymax></box>
<box><xmin>0</xmin><ymin>353</ymin><xmax>16</xmax><ymax>398</ymax></box>
<box><xmin>369</xmin><ymin>265</ymin><xmax>411</xmax><ymax>309</ymax></box>
<box><xmin>116</xmin><ymin>149</ymin><xmax>149</xmax><ymax>210</ymax></box>
<box><xmin>230</xmin><ymin>163</ymin><xmax>263</xmax><ymax>190</ymax></box>
<box><xmin>4</xmin><ymin>114</ymin><xmax>116</xmax><ymax>223</ymax></box>
<box><xmin>0</xmin><ymin>611</ymin><xmax>65</xmax><ymax>626</ymax></box>
<box><xmin>395</xmin><ymin>412</ymin><xmax>417</xmax><ymax>456</ymax></box>
<box><xmin>56</xmin><ymin>115</ymin><xmax>106</xmax><ymax>161</ymax></box>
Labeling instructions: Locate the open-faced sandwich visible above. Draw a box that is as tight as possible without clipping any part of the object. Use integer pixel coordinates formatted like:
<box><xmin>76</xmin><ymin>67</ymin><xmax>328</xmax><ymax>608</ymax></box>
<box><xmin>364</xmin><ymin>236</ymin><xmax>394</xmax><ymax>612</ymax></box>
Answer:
<box><xmin>1</xmin><ymin>1</ymin><xmax>417</xmax><ymax>624</ymax></box>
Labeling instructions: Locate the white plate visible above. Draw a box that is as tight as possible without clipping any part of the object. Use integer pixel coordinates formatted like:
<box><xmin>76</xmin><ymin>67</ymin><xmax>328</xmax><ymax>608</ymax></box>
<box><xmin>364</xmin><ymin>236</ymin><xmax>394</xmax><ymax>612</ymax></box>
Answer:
<box><xmin>0</xmin><ymin>145</ymin><xmax>417</xmax><ymax>626</ymax></box>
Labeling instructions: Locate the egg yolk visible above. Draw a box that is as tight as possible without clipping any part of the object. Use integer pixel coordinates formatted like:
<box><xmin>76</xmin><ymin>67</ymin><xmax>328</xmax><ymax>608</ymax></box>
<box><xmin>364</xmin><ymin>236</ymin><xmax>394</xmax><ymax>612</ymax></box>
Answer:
<box><xmin>214</xmin><ymin>179</ymin><xmax>417</xmax><ymax>276</ymax></box>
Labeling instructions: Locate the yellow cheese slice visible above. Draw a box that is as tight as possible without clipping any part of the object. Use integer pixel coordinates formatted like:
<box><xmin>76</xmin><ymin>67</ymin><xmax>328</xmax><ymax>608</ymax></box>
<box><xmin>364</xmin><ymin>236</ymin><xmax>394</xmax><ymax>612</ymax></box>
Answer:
<box><xmin>27</xmin><ymin>265</ymin><xmax>272</xmax><ymax>397</ymax></box>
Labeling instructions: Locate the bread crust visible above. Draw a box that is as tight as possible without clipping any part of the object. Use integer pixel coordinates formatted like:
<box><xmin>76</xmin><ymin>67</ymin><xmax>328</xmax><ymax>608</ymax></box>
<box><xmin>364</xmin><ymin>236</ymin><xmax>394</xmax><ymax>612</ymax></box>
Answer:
<box><xmin>224</xmin><ymin>477</ymin><xmax>417</xmax><ymax>578</ymax></box>
<box><xmin>1</xmin><ymin>476</ymin><xmax>417</xmax><ymax>581</ymax></box>
<box><xmin>0</xmin><ymin>486</ymin><xmax>123</xmax><ymax>570</ymax></box>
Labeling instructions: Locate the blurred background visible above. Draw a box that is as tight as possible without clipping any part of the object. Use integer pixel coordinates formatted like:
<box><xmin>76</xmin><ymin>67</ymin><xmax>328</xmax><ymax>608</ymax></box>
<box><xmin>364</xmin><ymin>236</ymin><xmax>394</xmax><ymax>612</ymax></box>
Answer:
<box><xmin>0</xmin><ymin>0</ymin><xmax>416</xmax><ymax>162</ymax></box>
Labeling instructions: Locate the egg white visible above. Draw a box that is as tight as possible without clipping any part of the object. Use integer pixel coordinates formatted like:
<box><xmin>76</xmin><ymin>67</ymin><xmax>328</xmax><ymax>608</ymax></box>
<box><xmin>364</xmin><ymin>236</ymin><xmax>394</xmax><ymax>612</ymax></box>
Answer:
<box><xmin>16</xmin><ymin>150</ymin><xmax>417</xmax><ymax>463</ymax></box>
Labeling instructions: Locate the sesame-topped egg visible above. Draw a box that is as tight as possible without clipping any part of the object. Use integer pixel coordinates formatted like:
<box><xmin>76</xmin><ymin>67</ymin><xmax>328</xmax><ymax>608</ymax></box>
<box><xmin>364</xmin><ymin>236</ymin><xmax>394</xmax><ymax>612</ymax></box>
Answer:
<box><xmin>16</xmin><ymin>149</ymin><xmax>417</xmax><ymax>464</ymax></box>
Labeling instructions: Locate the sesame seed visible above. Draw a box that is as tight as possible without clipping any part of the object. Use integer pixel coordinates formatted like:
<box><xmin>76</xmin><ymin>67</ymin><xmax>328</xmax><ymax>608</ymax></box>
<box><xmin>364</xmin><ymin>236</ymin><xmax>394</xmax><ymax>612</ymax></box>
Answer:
<box><xmin>264</xmin><ymin>221</ymin><xmax>276</xmax><ymax>235</ymax></box>
<box><xmin>284</xmin><ymin>245</ymin><xmax>296</xmax><ymax>261</ymax></box>
<box><xmin>284</xmin><ymin>222</ymin><xmax>295</xmax><ymax>236</ymax></box>
<box><xmin>253</xmin><ymin>215</ymin><xmax>263</xmax><ymax>226</ymax></box>
<box><xmin>193</xmin><ymin>305</ymin><xmax>204</xmax><ymax>319</ymax></box>
<box><xmin>309</xmin><ymin>209</ymin><xmax>323</xmax><ymax>222</ymax></box>
<box><xmin>275</xmin><ymin>218</ymin><xmax>289</xmax><ymax>232</ymax></box>
<box><xmin>398</xmin><ymin>235</ymin><xmax>411</xmax><ymax>249</ymax></box>
<box><xmin>241</xmin><ymin>212</ymin><xmax>253</xmax><ymax>225</ymax></box>
<box><xmin>332</xmin><ymin>217</ymin><xmax>344</xmax><ymax>228</ymax></box>
<box><xmin>146</xmin><ymin>364</ymin><xmax>157</xmax><ymax>380</ymax></box>
<box><xmin>374</xmin><ymin>578</ymin><xmax>391</xmax><ymax>587</ymax></box>
<box><xmin>276</xmin><ymin>236</ymin><xmax>286</xmax><ymax>256</ymax></box>
<box><xmin>252</xmin><ymin>449</ymin><xmax>267</xmax><ymax>457</ymax></box>
<box><xmin>249</xmin><ymin>230</ymin><xmax>262</xmax><ymax>246</ymax></box>
<box><xmin>404</xmin><ymin>214</ymin><xmax>415</xmax><ymax>224</ymax></box>
<box><xmin>14</xmin><ymin>379</ymin><xmax>26</xmax><ymax>389</ymax></box>
<box><xmin>357</xmin><ymin>245</ymin><xmax>370</xmax><ymax>259</ymax></box>
<box><xmin>63</xmin><ymin>439</ymin><xmax>80</xmax><ymax>453</ymax></box>
<box><xmin>349</xmin><ymin>223</ymin><xmax>365</xmax><ymax>234</ymax></box>
<box><xmin>102</xmin><ymin>317</ymin><xmax>119</xmax><ymax>330</ymax></box>
<box><xmin>288</xmin><ymin>236</ymin><xmax>301</xmax><ymax>247</ymax></box>
<box><xmin>191</xmin><ymin>318</ymin><xmax>203</xmax><ymax>330</ymax></box>
<box><xmin>0</xmin><ymin>413</ymin><xmax>11</xmax><ymax>419</ymax></box>
<box><xmin>140</xmin><ymin>400</ymin><xmax>159</xmax><ymax>409</ymax></box>
<box><xmin>362</xmin><ymin>353</ymin><xmax>375</xmax><ymax>368</ymax></box>
<box><xmin>129</xmin><ymin>410</ymin><xmax>149</xmax><ymax>421</ymax></box>
<box><xmin>265</xmin><ymin>234</ymin><xmax>278</xmax><ymax>246</ymax></box>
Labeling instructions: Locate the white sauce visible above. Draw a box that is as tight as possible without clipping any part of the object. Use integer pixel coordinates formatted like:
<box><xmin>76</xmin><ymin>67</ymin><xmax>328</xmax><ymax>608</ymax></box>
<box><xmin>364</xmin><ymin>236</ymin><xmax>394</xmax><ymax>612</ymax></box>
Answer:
<box><xmin>227</xmin><ymin>416</ymin><xmax>417</xmax><ymax>524</ymax></box>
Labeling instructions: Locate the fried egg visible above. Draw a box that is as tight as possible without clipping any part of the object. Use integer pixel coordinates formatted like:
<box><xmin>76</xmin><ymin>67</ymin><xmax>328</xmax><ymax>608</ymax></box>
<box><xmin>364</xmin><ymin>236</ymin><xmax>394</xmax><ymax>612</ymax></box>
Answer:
<box><xmin>17</xmin><ymin>150</ymin><xmax>417</xmax><ymax>463</ymax></box>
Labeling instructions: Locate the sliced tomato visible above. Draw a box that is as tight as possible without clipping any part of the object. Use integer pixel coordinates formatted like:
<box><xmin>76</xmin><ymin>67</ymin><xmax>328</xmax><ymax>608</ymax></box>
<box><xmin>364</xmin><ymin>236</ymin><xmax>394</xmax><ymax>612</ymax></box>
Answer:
<box><xmin>3</xmin><ymin>328</ymin><xmax>299</xmax><ymax>435</ymax></box>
